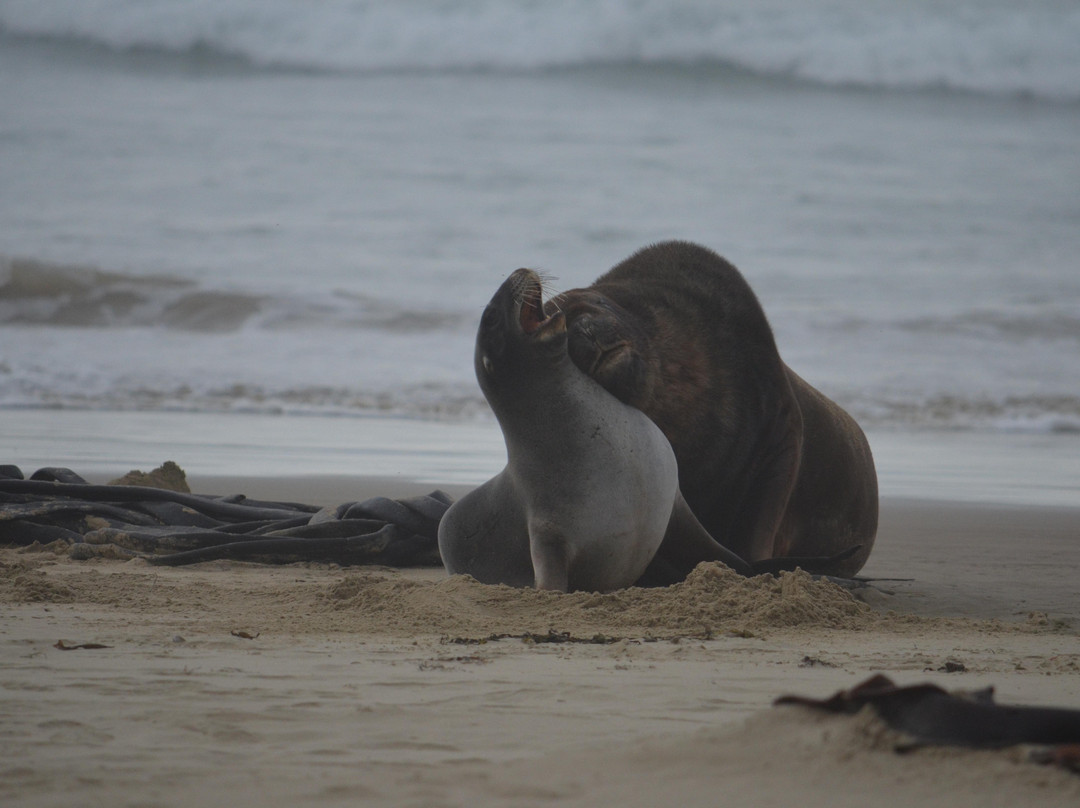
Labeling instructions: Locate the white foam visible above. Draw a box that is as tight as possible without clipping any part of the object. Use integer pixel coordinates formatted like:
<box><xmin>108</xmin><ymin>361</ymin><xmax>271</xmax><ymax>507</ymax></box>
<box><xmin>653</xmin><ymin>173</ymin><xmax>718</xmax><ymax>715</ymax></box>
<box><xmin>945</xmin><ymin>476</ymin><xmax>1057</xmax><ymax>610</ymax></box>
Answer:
<box><xmin>2</xmin><ymin>0</ymin><xmax>1078</xmax><ymax>100</ymax></box>
<box><xmin>4</xmin><ymin>302</ymin><xmax>1080</xmax><ymax>435</ymax></box>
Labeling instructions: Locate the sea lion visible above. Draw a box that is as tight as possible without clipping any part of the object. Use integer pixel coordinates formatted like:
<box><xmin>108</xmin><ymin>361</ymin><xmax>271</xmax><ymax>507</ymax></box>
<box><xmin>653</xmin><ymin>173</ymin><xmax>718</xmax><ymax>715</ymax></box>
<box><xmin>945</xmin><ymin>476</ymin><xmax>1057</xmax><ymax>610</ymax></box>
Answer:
<box><xmin>549</xmin><ymin>241</ymin><xmax>878</xmax><ymax>578</ymax></box>
<box><xmin>437</xmin><ymin>268</ymin><xmax>751</xmax><ymax>592</ymax></box>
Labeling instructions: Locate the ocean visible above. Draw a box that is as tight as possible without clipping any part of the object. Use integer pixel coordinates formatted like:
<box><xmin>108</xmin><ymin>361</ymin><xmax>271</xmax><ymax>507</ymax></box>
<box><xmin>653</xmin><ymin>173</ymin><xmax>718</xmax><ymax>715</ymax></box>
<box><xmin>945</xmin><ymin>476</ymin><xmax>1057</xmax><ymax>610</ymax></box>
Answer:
<box><xmin>2</xmin><ymin>0</ymin><xmax>1079</xmax><ymax>505</ymax></box>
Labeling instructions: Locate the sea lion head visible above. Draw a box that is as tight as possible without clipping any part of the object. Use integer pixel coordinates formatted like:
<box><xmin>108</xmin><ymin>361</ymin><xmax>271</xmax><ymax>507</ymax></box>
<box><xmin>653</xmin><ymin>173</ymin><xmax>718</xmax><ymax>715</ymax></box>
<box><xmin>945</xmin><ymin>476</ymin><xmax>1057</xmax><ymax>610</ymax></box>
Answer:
<box><xmin>548</xmin><ymin>289</ymin><xmax>653</xmax><ymax>407</ymax></box>
<box><xmin>474</xmin><ymin>268</ymin><xmax>567</xmax><ymax>400</ymax></box>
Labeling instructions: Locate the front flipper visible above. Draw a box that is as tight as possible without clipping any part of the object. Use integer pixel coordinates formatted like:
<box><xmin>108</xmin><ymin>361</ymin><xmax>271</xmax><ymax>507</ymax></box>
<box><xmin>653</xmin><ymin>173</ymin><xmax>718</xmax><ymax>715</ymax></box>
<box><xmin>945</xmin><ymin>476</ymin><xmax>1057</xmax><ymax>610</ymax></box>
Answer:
<box><xmin>747</xmin><ymin>545</ymin><xmax>863</xmax><ymax>577</ymax></box>
<box><xmin>638</xmin><ymin>493</ymin><xmax>753</xmax><ymax>585</ymax></box>
<box><xmin>636</xmin><ymin>494</ymin><xmax>864</xmax><ymax>585</ymax></box>
<box><xmin>529</xmin><ymin>526</ymin><xmax>570</xmax><ymax>592</ymax></box>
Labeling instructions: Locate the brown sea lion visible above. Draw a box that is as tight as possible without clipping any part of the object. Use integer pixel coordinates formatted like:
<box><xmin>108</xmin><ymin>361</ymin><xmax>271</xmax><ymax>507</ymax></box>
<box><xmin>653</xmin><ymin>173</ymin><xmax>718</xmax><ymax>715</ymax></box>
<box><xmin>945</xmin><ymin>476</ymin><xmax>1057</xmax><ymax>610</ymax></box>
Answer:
<box><xmin>549</xmin><ymin>241</ymin><xmax>878</xmax><ymax>578</ymax></box>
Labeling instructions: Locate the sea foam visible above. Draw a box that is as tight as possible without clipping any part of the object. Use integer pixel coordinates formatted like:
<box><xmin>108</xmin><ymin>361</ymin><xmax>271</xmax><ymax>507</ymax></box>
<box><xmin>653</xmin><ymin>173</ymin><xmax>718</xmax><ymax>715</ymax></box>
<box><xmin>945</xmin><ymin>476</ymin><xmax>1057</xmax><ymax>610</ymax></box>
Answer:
<box><xmin>2</xmin><ymin>0</ymin><xmax>1078</xmax><ymax>101</ymax></box>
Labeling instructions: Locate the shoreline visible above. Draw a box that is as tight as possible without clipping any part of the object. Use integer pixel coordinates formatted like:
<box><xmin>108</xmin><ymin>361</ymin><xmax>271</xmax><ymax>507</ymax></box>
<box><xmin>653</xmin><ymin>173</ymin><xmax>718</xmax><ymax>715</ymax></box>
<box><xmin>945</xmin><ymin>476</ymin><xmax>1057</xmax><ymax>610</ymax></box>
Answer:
<box><xmin>7</xmin><ymin>407</ymin><xmax>1080</xmax><ymax>507</ymax></box>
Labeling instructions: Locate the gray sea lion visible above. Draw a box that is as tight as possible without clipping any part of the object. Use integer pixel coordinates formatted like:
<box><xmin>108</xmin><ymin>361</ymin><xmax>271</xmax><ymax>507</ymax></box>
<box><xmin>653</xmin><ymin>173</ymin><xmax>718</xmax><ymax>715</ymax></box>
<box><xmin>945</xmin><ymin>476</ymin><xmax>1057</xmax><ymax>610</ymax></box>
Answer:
<box><xmin>550</xmin><ymin>241</ymin><xmax>878</xmax><ymax>578</ymax></box>
<box><xmin>437</xmin><ymin>268</ymin><xmax>750</xmax><ymax>592</ymax></box>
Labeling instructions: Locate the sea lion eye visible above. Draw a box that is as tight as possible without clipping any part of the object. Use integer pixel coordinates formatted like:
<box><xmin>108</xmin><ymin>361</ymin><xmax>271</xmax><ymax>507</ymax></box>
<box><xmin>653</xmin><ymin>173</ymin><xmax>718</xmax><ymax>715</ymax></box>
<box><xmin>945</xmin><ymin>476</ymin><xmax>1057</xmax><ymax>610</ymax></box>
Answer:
<box><xmin>481</xmin><ymin>355</ymin><xmax>494</xmax><ymax>374</ymax></box>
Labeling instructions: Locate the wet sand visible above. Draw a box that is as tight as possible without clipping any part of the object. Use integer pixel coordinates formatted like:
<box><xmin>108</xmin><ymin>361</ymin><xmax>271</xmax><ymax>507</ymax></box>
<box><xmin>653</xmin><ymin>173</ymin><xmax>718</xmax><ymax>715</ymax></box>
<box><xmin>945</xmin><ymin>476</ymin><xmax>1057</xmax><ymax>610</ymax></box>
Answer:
<box><xmin>1</xmin><ymin>478</ymin><xmax>1078</xmax><ymax>806</ymax></box>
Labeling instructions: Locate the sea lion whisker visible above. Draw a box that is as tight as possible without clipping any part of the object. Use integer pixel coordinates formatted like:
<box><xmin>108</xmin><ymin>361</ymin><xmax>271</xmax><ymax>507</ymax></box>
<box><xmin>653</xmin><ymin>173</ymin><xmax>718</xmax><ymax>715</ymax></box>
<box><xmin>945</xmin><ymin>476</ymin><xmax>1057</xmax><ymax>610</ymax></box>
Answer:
<box><xmin>536</xmin><ymin>273</ymin><xmax>566</xmax><ymax>301</ymax></box>
<box><xmin>532</xmin><ymin>269</ymin><xmax>560</xmax><ymax>290</ymax></box>
<box><xmin>507</xmin><ymin>271</ymin><xmax>531</xmax><ymax>302</ymax></box>
<box><xmin>507</xmin><ymin>268</ymin><xmax>562</xmax><ymax>307</ymax></box>
<box><xmin>536</xmin><ymin>280</ymin><xmax>566</xmax><ymax>316</ymax></box>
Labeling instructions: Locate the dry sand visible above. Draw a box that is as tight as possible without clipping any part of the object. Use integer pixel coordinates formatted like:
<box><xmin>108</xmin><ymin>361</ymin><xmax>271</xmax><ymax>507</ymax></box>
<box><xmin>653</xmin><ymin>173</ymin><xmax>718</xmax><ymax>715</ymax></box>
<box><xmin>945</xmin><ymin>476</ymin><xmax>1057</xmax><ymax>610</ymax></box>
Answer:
<box><xmin>2</xmin><ymin>477</ymin><xmax>1078</xmax><ymax>807</ymax></box>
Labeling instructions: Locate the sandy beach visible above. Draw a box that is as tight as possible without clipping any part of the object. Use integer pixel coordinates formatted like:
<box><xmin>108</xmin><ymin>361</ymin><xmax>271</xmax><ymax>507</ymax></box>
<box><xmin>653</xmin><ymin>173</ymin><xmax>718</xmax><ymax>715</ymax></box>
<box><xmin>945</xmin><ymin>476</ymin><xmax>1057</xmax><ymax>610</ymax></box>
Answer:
<box><xmin>4</xmin><ymin>3</ymin><xmax>1079</xmax><ymax>805</ymax></box>
<box><xmin>2</xmin><ymin>477</ymin><xmax>1078</xmax><ymax>807</ymax></box>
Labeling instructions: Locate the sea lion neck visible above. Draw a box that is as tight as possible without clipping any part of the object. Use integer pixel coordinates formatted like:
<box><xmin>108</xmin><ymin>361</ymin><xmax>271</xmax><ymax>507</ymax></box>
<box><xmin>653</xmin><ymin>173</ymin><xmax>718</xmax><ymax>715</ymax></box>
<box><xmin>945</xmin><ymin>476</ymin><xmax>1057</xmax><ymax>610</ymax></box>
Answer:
<box><xmin>483</xmin><ymin>345</ymin><xmax>583</xmax><ymax>445</ymax></box>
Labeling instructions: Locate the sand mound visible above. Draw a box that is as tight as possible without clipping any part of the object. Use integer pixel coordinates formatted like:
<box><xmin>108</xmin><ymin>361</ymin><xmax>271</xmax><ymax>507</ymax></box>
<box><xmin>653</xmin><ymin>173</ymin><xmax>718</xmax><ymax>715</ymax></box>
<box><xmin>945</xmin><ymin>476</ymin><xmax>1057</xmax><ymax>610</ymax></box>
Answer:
<box><xmin>1</xmin><ymin>549</ymin><xmax>876</xmax><ymax>639</ymax></box>
<box><xmin>322</xmin><ymin>563</ymin><xmax>876</xmax><ymax>637</ymax></box>
<box><xmin>0</xmin><ymin>561</ymin><xmax>76</xmax><ymax>603</ymax></box>
<box><xmin>107</xmin><ymin>460</ymin><xmax>190</xmax><ymax>492</ymax></box>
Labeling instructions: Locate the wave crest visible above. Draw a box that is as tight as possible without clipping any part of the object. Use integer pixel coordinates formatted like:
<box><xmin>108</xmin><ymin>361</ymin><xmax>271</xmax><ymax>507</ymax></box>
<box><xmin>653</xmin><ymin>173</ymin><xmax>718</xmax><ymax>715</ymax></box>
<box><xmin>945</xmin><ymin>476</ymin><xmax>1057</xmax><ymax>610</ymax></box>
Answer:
<box><xmin>851</xmin><ymin>393</ymin><xmax>1080</xmax><ymax>434</ymax></box>
<box><xmin>2</xmin><ymin>0</ymin><xmax>1078</xmax><ymax>101</ymax></box>
<box><xmin>0</xmin><ymin>257</ymin><xmax>463</xmax><ymax>333</ymax></box>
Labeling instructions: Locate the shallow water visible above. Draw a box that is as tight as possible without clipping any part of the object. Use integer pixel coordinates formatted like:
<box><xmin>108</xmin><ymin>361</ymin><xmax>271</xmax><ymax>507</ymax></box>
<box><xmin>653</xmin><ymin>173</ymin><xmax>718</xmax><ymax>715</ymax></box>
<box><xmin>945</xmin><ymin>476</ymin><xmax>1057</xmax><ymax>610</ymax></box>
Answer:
<box><xmin>2</xmin><ymin>2</ymin><xmax>1079</xmax><ymax>502</ymax></box>
<box><xmin>6</xmin><ymin>409</ymin><xmax>1080</xmax><ymax>507</ymax></box>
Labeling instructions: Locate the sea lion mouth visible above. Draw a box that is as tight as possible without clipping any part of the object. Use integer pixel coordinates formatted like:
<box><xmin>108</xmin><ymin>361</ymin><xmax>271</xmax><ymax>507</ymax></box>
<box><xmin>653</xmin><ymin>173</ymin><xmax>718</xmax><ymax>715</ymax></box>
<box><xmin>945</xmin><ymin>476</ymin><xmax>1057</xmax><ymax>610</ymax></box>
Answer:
<box><xmin>519</xmin><ymin>280</ymin><xmax>546</xmax><ymax>333</ymax></box>
<box><xmin>515</xmin><ymin>273</ymin><xmax>565</xmax><ymax>338</ymax></box>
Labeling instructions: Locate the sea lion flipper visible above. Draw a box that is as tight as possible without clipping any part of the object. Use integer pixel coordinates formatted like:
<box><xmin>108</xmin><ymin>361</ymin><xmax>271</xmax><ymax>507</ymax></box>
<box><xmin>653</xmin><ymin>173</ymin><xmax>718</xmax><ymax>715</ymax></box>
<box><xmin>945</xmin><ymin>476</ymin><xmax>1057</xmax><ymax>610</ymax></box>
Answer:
<box><xmin>748</xmin><ymin>545</ymin><xmax>863</xmax><ymax>577</ymax></box>
<box><xmin>529</xmin><ymin>525</ymin><xmax>570</xmax><ymax>592</ymax></box>
<box><xmin>652</xmin><ymin>493</ymin><xmax>752</xmax><ymax>578</ymax></box>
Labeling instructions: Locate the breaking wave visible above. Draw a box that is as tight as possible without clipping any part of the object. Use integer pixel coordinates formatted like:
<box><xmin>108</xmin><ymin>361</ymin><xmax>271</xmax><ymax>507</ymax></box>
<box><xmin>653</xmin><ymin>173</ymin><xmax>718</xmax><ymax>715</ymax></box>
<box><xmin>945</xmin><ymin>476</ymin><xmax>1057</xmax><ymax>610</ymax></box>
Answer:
<box><xmin>4</xmin><ymin>256</ymin><xmax>1079</xmax><ymax>433</ymax></box>
<box><xmin>0</xmin><ymin>256</ymin><xmax>464</xmax><ymax>333</ymax></box>
<box><xmin>2</xmin><ymin>0</ymin><xmax>1078</xmax><ymax>101</ymax></box>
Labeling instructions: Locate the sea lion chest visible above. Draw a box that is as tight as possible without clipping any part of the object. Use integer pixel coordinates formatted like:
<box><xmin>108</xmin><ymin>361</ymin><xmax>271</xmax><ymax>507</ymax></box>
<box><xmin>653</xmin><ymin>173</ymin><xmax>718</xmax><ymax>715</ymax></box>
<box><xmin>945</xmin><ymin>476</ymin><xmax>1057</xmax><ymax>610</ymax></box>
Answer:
<box><xmin>439</xmin><ymin>359</ymin><xmax>679</xmax><ymax>592</ymax></box>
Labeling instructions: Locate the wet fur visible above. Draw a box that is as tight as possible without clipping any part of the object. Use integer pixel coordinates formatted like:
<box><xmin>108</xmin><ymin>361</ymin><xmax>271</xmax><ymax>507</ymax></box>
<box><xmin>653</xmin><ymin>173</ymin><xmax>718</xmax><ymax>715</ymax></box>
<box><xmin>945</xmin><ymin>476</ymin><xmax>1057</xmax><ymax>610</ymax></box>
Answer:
<box><xmin>550</xmin><ymin>241</ymin><xmax>878</xmax><ymax>576</ymax></box>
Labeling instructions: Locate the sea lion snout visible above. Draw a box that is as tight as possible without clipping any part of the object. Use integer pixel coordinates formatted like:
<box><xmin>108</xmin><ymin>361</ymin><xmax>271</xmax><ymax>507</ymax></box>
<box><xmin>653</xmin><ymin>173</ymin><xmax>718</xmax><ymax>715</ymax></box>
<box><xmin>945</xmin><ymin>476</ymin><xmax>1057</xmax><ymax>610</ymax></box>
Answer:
<box><xmin>565</xmin><ymin>311</ymin><xmax>648</xmax><ymax>406</ymax></box>
<box><xmin>474</xmin><ymin>269</ymin><xmax>569</xmax><ymax>393</ymax></box>
<box><xmin>511</xmin><ymin>268</ymin><xmax>565</xmax><ymax>341</ymax></box>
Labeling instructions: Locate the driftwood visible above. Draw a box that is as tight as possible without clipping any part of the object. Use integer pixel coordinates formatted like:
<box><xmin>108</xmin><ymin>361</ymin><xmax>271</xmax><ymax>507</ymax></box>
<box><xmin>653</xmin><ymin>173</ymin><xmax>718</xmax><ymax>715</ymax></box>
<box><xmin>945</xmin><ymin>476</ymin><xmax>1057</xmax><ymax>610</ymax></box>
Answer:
<box><xmin>777</xmin><ymin>673</ymin><xmax>1080</xmax><ymax>771</ymax></box>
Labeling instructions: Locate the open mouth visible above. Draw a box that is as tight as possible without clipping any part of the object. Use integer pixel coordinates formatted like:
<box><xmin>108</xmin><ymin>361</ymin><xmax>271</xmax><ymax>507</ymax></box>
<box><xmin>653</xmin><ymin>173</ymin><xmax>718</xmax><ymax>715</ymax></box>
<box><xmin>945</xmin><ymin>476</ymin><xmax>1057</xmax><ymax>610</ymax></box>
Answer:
<box><xmin>517</xmin><ymin>275</ymin><xmax>564</xmax><ymax>336</ymax></box>
<box><xmin>519</xmin><ymin>279</ymin><xmax>545</xmax><ymax>333</ymax></box>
